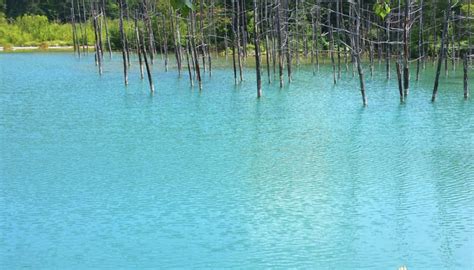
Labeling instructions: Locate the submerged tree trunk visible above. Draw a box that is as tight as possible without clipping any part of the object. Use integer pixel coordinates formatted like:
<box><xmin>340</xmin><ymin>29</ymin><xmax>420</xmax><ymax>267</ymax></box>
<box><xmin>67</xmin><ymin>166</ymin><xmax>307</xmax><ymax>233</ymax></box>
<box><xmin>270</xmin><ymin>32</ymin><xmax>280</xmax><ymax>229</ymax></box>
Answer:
<box><xmin>191</xmin><ymin>11</ymin><xmax>202</xmax><ymax>90</ymax></box>
<box><xmin>92</xmin><ymin>9</ymin><xmax>103</xmax><ymax>75</ymax></box>
<box><xmin>101</xmin><ymin>0</ymin><xmax>112</xmax><ymax>58</ymax></box>
<box><xmin>464</xmin><ymin>53</ymin><xmax>469</xmax><ymax>99</ymax></box>
<box><xmin>386</xmin><ymin>15</ymin><xmax>391</xmax><ymax>80</ymax></box>
<box><xmin>416</xmin><ymin>0</ymin><xmax>424</xmax><ymax>81</ymax></box>
<box><xmin>70</xmin><ymin>3</ymin><xmax>80</xmax><ymax>58</ymax></box>
<box><xmin>170</xmin><ymin>9</ymin><xmax>182</xmax><ymax>76</ymax></box>
<box><xmin>235</xmin><ymin>0</ymin><xmax>244</xmax><ymax>82</ymax></box>
<box><xmin>118</xmin><ymin>0</ymin><xmax>128</xmax><ymax>85</ymax></box>
<box><xmin>162</xmin><ymin>14</ymin><xmax>169</xmax><ymax>72</ymax></box>
<box><xmin>432</xmin><ymin>8</ymin><xmax>450</xmax><ymax>102</ymax></box>
<box><xmin>396</xmin><ymin>61</ymin><xmax>404</xmax><ymax>102</ymax></box>
<box><xmin>135</xmin><ymin>11</ymin><xmax>144</xmax><ymax>80</ymax></box>
<box><xmin>81</xmin><ymin>0</ymin><xmax>89</xmax><ymax>54</ymax></box>
<box><xmin>186</xmin><ymin>38</ymin><xmax>194</xmax><ymax>87</ymax></box>
<box><xmin>276</xmin><ymin>0</ymin><xmax>284</xmax><ymax>88</ymax></box>
<box><xmin>142</xmin><ymin>0</ymin><xmax>155</xmax><ymax>64</ymax></box>
<box><xmin>328</xmin><ymin>4</ymin><xmax>337</xmax><ymax>85</ymax></box>
<box><xmin>353</xmin><ymin>0</ymin><xmax>367</xmax><ymax>106</ymax></box>
<box><xmin>253</xmin><ymin>0</ymin><xmax>262</xmax><ymax>98</ymax></box>
<box><xmin>140</xmin><ymin>26</ymin><xmax>155</xmax><ymax>93</ymax></box>
<box><xmin>403</xmin><ymin>0</ymin><xmax>411</xmax><ymax>97</ymax></box>
<box><xmin>76</xmin><ymin>0</ymin><xmax>86</xmax><ymax>55</ymax></box>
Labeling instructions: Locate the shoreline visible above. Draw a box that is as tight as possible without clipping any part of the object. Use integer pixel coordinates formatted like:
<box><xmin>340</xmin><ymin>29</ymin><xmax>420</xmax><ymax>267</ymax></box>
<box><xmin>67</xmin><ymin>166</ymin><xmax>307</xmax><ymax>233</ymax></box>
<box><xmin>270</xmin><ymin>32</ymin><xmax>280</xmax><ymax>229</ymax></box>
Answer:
<box><xmin>0</xmin><ymin>46</ymin><xmax>90</xmax><ymax>52</ymax></box>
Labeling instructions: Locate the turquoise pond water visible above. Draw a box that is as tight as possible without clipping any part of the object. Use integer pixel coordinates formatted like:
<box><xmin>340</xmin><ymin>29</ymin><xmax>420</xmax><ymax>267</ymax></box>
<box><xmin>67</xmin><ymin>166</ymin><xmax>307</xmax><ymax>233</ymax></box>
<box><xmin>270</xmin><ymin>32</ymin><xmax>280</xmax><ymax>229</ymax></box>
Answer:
<box><xmin>0</xmin><ymin>53</ymin><xmax>473</xmax><ymax>268</ymax></box>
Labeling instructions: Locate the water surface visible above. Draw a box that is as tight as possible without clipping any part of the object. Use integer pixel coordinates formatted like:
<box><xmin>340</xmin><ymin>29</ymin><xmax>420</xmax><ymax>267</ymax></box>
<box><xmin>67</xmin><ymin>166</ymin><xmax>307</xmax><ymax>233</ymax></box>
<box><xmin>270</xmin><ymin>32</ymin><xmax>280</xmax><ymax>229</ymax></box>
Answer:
<box><xmin>1</xmin><ymin>53</ymin><xmax>473</xmax><ymax>268</ymax></box>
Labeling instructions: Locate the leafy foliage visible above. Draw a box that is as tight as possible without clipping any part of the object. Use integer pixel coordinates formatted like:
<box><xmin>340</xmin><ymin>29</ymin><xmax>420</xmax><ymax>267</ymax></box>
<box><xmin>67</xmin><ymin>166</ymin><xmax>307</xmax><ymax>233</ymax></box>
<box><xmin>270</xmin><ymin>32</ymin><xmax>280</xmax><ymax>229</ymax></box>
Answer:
<box><xmin>170</xmin><ymin>0</ymin><xmax>193</xmax><ymax>16</ymax></box>
<box><xmin>373</xmin><ymin>1</ymin><xmax>391</xmax><ymax>19</ymax></box>
<box><xmin>0</xmin><ymin>13</ymin><xmax>77</xmax><ymax>46</ymax></box>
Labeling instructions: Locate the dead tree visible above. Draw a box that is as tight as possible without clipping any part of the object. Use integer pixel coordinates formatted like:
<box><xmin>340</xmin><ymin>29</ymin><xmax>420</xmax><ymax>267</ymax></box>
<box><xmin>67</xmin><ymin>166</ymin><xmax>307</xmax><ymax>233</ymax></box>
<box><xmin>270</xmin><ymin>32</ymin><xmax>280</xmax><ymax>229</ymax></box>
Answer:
<box><xmin>101</xmin><ymin>0</ymin><xmax>112</xmax><ymax>58</ymax></box>
<box><xmin>328</xmin><ymin>3</ymin><xmax>337</xmax><ymax>84</ymax></box>
<box><xmin>396</xmin><ymin>61</ymin><xmax>404</xmax><ymax>102</ymax></box>
<box><xmin>416</xmin><ymin>0</ymin><xmax>424</xmax><ymax>81</ymax></box>
<box><xmin>351</xmin><ymin>0</ymin><xmax>367</xmax><ymax>106</ymax></box>
<box><xmin>386</xmin><ymin>14</ymin><xmax>391</xmax><ymax>79</ymax></box>
<box><xmin>432</xmin><ymin>6</ymin><xmax>451</xmax><ymax>102</ymax></box>
<box><xmin>140</xmin><ymin>22</ymin><xmax>155</xmax><ymax>93</ymax></box>
<box><xmin>190</xmin><ymin>11</ymin><xmax>202</xmax><ymax>90</ymax></box>
<box><xmin>253</xmin><ymin>0</ymin><xmax>262</xmax><ymax>98</ymax></box>
<box><xmin>186</xmin><ymin>38</ymin><xmax>194</xmax><ymax>87</ymax></box>
<box><xmin>464</xmin><ymin>53</ymin><xmax>469</xmax><ymax>99</ymax></box>
<box><xmin>142</xmin><ymin>0</ymin><xmax>156</xmax><ymax>63</ymax></box>
<box><xmin>118</xmin><ymin>0</ymin><xmax>128</xmax><ymax>85</ymax></box>
<box><xmin>276</xmin><ymin>0</ymin><xmax>284</xmax><ymax>87</ymax></box>
<box><xmin>403</xmin><ymin>0</ymin><xmax>411</xmax><ymax>97</ymax></box>
<box><xmin>70</xmin><ymin>2</ymin><xmax>80</xmax><ymax>58</ymax></box>
<box><xmin>135</xmin><ymin>10</ymin><xmax>144</xmax><ymax>80</ymax></box>
<box><xmin>92</xmin><ymin>8</ymin><xmax>103</xmax><ymax>75</ymax></box>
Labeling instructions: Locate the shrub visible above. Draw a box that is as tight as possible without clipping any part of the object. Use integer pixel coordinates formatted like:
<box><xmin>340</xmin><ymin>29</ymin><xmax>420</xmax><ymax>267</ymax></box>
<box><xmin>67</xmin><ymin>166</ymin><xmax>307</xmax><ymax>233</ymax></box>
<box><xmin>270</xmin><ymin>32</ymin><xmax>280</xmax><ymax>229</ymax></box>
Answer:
<box><xmin>3</xmin><ymin>43</ymin><xmax>13</xmax><ymax>51</ymax></box>
<box><xmin>38</xmin><ymin>42</ymin><xmax>49</xmax><ymax>50</ymax></box>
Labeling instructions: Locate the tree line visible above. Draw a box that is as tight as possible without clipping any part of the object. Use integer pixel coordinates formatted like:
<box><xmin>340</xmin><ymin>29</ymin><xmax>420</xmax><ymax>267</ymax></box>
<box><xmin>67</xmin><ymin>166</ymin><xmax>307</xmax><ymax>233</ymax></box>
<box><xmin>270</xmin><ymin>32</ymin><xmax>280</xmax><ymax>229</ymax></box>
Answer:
<box><xmin>1</xmin><ymin>0</ymin><xmax>472</xmax><ymax>103</ymax></box>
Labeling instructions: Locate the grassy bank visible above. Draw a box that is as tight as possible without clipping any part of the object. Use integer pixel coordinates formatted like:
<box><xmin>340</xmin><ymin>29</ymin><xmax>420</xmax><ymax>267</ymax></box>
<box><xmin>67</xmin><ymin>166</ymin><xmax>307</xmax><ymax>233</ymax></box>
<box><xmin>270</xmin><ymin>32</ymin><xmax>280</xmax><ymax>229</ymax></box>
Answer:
<box><xmin>0</xmin><ymin>13</ymin><xmax>75</xmax><ymax>47</ymax></box>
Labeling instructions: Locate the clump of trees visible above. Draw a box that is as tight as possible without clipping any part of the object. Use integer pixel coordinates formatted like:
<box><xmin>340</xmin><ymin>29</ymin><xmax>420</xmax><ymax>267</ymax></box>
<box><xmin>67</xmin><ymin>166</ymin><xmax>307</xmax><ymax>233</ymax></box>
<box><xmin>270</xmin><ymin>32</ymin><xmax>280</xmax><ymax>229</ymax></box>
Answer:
<box><xmin>0</xmin><ymin>13</ymin><xmax>74</xmax><ymax>46</ymax></box>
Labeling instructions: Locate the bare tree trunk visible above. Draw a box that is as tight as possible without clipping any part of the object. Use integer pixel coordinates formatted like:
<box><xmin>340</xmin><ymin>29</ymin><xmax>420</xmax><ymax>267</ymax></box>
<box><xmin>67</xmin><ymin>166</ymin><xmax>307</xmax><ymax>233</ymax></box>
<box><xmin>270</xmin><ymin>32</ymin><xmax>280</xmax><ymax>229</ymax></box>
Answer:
<box><xmin>403</xmin><ymin>0</ymin><xmax>411</xmax><ymax>97</ymax></box>
<box><xmin>81</xmin><ymin>0</ymin><xmax>89</xmax><ymax>54</ymax></box>
<box><xmin>162</xmin><ymin>14</ymin><xmax>169</xmax><ymax>72</ymax></box>
<box><xmin>386</xmin><ymin>15</ymin><xmax>391</xmax><ymax>79</ymax></box>
<box><xmin>336</xmin><ymin>0</ymin><xmax>341</xmax><ymax>79</ymax></box>
<box><xmin>369</xmin><ymin>42</ymin><xmax>374</xmax><ymax>77</ymax></box>
<box><xmin>140</xmin><ymin>25</ymin><xmax>155</xmax><ymax>93</ymax></box>
<box><xmin>416</xmin><ymin>0</ymin><xmax>423</xmax><ymax>81</ymax></box>
<box><xmin>76</xmin><ymin>0</ymin><xmax>86</xmax><ymax>55</ymax></box>
<box><xmin>191</xmin><ymin>11</ymin><xmax>202</xmax><ymax>90</ymax></box>
<box><xmin>231</xmin><ymin>0</ymin><xmax>238</xmax><ymax>84</ymax></box>
<box><xmin>211</xmin><ymin>0</ymin><xmax>218</xmax><ymax>59</ymax></box>
<box><xmin>241</xmin><ymin>0</ymin><xmax>248</xmax><ymax>58</ymax></box>
<box><xmin>396</xmin><ymin>61</ymin><xmax>404</xmax><ymax>102</ymax></box>
<box><xmin>283</xmin><ymin>0</ymin><xmax>292</xmax><ymax>83</ymax></box>
<box><xmin>264</xmin><ymin>0</ymin><xmax>271</xmax><ymax>84</ymax></box>
<box><xmin>186</xmin><ymin>38</ymin><xmax>194</xmax><ymax>87</ymax></box>
<box><xmin>70</xmin><ymin>2</ymin><xmax>80</xmax><ymax>58</ymax></box>
<box><xmin>432</xmin><ymin>8</ymin><xmax>450</xmax><ymax>102</ymax></box>
<box><xmin>311</xmin><ymin>10</ymin><xmax>316</xmax><ymax>75</ymax></box>
<box><xmin>224</xmin><ymin>0</ymin><xmax>230</xmax><ymax>60</ymax></box>
<box><xmin>235</xmin><ymin>0</ymin><xmax>244</xmax><ymax>82</ymax></box>
<box><xmin>451</xmin><ymin>10</ymin><xmax>456</xmax><ymax>71</ymax></box>
<box><xmin>253</xmin><ymin>0</ymin><xmax>262</xmax><ymax>98</ymax></box>
<box><xmin>353</xmin><ymin>0</ymin><xmax>367</xmax><ymax>106</ymax></box>
<box><xmin>142</xmin><ymin>0</ymin><xmax>155</xmax><ymax>64</ymax></box>
<box><xmin>199</xmin><ymin>0</ymin><xmax>207</xmax><ymax>73</ymax></box>
<box><xmin>101</xmin><ymin>0</ymin><xmax>112</xmax><ymax>58</ymax></box>
<box><xmin>135</xmin><ymin>11</ymin><xmax>144</xmax><ymax>80</ymax></box>
<box><xmin>92</xmin><ymin>9</ymin><xmax>103</xmax><ymax>75</ymax></box>
<box><xmin>118</xmin><ymin>0</ymin><xmax>128</xmax><ymax>85</ymax></box>
<box><xmin>98</xmin><ymin>9</ymin><xmax>104</xmax><ymax>60</ymax></box>
<box><xmin>170</xmin><ymin>9</ymin><xmax>182</xmax><ymax>76</ymax></box>
<box><xmin>315</xmin><ymin>2</ymin><xmax>320</xmax><ymax>72</ymax></box>
<box><xmin>276</xmin><ymin>0</ymin><xmax>284</xmax><ymax>88</ymax></box>
<box><xmin>328</xmin><ymin>4</ymin><xmax>337</xmax><ymax>84</ymax></box>
<box><xmin>464</xmin><ymin>53</ymin><xmax>469</xmax><ymax>99</ymax></box>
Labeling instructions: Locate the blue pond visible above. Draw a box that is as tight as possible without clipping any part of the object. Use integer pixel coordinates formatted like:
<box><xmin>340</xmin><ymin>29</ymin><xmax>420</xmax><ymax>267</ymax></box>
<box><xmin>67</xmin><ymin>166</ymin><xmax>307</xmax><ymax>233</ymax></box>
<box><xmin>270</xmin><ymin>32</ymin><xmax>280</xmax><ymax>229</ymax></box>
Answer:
<box><xmin>0</xmin><ymin>53</ymin><xmax>473</xmax><ymax>268</ymax></box>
